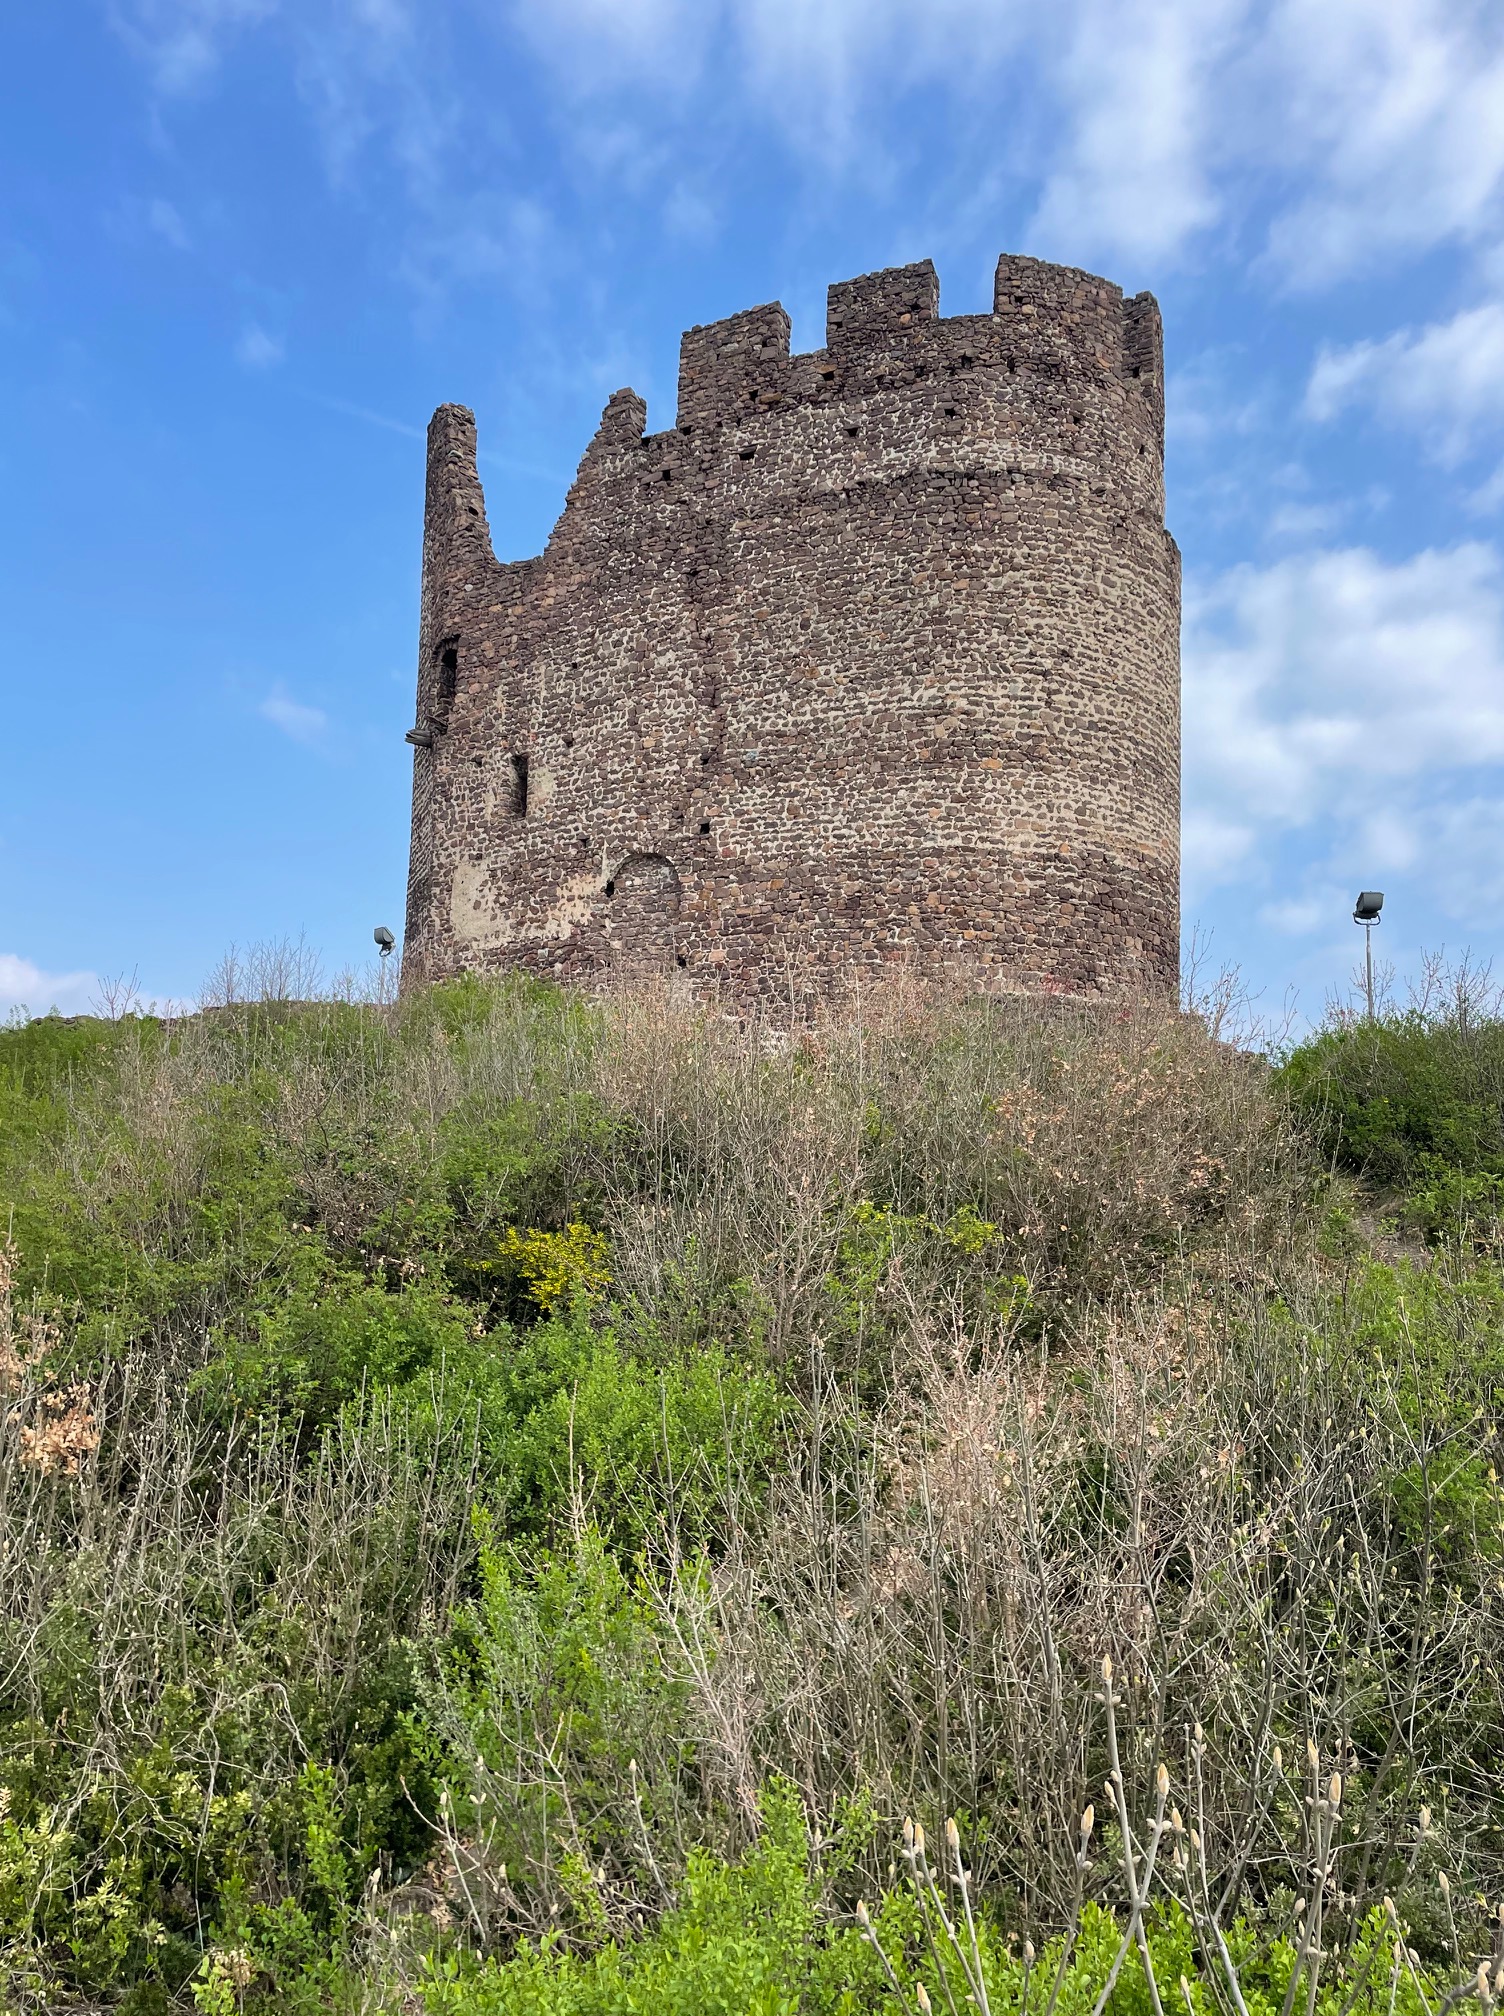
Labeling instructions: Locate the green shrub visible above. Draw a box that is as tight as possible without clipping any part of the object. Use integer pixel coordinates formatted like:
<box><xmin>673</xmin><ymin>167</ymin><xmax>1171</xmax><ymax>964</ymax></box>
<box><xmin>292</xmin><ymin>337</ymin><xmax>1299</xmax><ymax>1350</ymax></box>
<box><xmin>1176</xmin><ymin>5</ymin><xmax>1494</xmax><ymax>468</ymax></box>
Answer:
<box><xmin>415</xmin><ymin>1523</ymin><xmax>702</xmax><ymax>1939</ymax></box>
<box><xmin>1278</xmin><ymin>1013</ymin><xmax>1504</xmax><ymax>1190</ymax></box>
<box><xmin>417</xmin><ymin>1791</ymin><xmax>1462</xmax><ymax>2016</ymax></box>
<box><xmin>420</xmin><ymin>1783</ymin><xmax>878</xmax><ymax>2016</ymax></box>
<box><xmin>463</xmin><ymin>1311</ymin><xmax>783</xmax><ymax>1545</ymax></box>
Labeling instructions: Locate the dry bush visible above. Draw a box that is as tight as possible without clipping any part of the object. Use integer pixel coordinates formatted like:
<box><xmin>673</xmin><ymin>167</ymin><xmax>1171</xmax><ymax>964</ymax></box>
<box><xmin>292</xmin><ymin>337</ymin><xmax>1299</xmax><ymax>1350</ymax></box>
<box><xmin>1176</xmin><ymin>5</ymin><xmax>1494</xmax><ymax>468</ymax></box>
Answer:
<box><xmin>643</xmin><ymin>1271</ymin><xmax>1502</xmax><ymax>1922</ymax></box>
<box><xmin>583</xmin><ymin>984</ymin><xmax>1311</xmax><ymax>1365</ymax></box>
<box><xmin>0</xmin><ymin>1343</ymin><xmax>483</xmax><ymax>1949</ymax></box>
<box><xmin>0</xmin><ymin>1241</ymin><xmax>98</xmax><ymax>1479</ymax></box>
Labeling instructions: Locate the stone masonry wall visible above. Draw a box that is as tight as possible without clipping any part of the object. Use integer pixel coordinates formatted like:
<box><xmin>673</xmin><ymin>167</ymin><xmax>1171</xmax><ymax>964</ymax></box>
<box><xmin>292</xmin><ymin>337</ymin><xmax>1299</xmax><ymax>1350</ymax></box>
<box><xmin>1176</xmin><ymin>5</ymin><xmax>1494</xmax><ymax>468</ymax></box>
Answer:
<box><xmin>401</xmin><ymin>251</ymin><xmax>1181</xmax><ymax>1006</ymax></box>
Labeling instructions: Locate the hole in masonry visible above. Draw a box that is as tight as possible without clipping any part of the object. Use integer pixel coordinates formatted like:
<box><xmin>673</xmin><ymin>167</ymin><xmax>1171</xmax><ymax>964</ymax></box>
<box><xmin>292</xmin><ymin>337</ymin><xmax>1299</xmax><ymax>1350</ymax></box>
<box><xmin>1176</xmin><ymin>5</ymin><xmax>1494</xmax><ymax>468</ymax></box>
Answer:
<box><xmin>436</xmin><ymin>638</ymin><xmax>459</xmax><ymax>705</ymax></box>
<box><xmin>699</xmin><ymin>821</ymin><xmax>711</xmax><ymax>834</ymax></box>
<box><xmin>508</xmin><ymin>751</ymin><xmax>529</xmax><ymax>816</ymax></box>
<box><xmin>604</xmin><ymin>879</ymin><xmax>615</xmax><ymax>897</ymax></box>
<box><xmin>676</xmin><ymin>954</ymin><xmax>687</xmax><ymax>969</ymax></box>
<box><xmin>739</xmin><ymin>446</ymin><xmax>755</xmax><ymax>460</ymax></box>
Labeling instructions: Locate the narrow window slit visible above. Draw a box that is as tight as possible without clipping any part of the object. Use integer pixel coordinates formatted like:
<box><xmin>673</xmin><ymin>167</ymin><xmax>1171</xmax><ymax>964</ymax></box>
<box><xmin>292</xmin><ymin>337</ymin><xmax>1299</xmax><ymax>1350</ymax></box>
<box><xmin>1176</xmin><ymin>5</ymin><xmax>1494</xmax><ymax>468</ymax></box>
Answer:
<box><xmin>510</xmin><ymin>751</ymin><xmax>529</xmax><ymax>816</ymax></box>
<box><xmin>436</xmin><ymin>638</ymin><xmax>459</xmax><ymax>706</ymax></box>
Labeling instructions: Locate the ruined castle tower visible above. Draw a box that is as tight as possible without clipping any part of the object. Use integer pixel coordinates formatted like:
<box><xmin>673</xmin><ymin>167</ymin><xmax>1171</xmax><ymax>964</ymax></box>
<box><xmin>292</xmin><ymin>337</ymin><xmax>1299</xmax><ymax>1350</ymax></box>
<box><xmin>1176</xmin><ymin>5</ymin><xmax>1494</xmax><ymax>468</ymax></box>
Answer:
<box><xmin>402</xmin><ymin>252</ymin><xmax>1180</xmax><ymax>1004</ymax></box>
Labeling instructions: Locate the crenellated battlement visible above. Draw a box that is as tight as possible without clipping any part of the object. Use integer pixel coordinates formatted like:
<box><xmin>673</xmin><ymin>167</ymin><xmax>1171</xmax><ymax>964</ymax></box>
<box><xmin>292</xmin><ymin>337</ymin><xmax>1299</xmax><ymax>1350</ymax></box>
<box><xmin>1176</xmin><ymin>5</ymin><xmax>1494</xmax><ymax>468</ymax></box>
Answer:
<box><xmin>671</xmin><ymin>252</ymin><xmax>1162</xmax><ymax>441</ymax></box>
<box><xmin>677</xmin><ymin>304</ymin><xmax>791</xmax><ymax>434</ymax></box>
<box><xmin>826</xmin><ymin>257</ymin><xmax>939</xmax><ymax>350</ymax></box>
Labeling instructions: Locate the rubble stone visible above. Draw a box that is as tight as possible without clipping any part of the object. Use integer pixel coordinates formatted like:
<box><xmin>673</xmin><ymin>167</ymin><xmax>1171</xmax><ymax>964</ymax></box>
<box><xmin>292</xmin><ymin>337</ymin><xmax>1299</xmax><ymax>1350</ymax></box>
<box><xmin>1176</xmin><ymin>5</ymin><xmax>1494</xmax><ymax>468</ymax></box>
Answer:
<box><xmin>402</xmin><ymin>251</ymin><xmax>1180</xmax><ymax>1005</ymax></box>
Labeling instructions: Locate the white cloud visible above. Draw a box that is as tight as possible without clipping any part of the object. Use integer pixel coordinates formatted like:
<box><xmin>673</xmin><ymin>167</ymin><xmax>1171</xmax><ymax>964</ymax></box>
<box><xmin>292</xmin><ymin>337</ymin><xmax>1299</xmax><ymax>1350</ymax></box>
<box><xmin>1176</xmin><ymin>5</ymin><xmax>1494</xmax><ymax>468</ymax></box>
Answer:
<box><xmin>112</xmin><ymin>0</ymin><xmax>277</xmax><ymax>94</ymax></box>
<box><xmin>0</xmin><ymin>954</ymin><xmax>100</xmax><ymax>1020</ymax></box>
<box><xmin>511</xmin><ymin>0</ymin><xmax>1504</xmax><ymax>275</ymax></box>
<box><xmin>1029</xmin><ymin>0</ymin><xmax>1237</xmax><ymax>265</ymax></box>
<box><xmin>1469</xmin><ymin>460</ymin><xmax>1504</xmax><ymax>514</ymax></box>
<box><xmin>111</xmin><ymin>0</ymin><xmax>1504</xmax><ymax>284</ymax></box>
<box><xmin>1306</xmin><ymin>302</ymin><xmax>1504</xmax><ymax>458</ymax></box>
<box><xmin>234</xmin><ymin>323</ymin><xmax>285</xmax><ymax>369</ymax></box>
<box><xmin>305</xmin><ymin>391</ymin><xmax>424</xmax><ymax>439</ymax></box>
<box><xmin>1413</xmin><ymin>792</ymin><xmax>1504</xmax><ymax>917</ymax></box>
<box><xmin>1258</xmin><ymin>0</ymin><xmax>1504</xmax><ymax>283</ymax></box>
<box><xmin>259</xmin><ymin>688</ymin><xmax>328</xmax><ymax>742</ymax></box>
<box><xmin>1265</xmin><ymin>500</ymin><xmax>1348</xmax><ymax>540</ymax></box>
<box><xmin>1184</xmin><ymin>541</ymin><xmax>1504</xmax><ymax>903</ymax></box>
<box><xmin>662</xmin><ymin>183</ymin><xmax>717</xmax><ymax>243</ymax></box>
<box><xmin>147</xmin><ymin>197</ymin><xmax>191</xmax><ymax>249</ymax></box>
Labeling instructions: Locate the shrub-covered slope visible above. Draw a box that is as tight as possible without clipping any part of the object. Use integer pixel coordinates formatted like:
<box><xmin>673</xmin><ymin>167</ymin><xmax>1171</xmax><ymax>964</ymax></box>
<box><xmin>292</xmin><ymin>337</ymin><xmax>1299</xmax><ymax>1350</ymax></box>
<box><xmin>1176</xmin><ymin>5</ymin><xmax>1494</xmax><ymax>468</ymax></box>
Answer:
<box><xmin>1</xmin><ymin>983</ymin><xmax>1501</xmax><ymax>2013</ymax></box>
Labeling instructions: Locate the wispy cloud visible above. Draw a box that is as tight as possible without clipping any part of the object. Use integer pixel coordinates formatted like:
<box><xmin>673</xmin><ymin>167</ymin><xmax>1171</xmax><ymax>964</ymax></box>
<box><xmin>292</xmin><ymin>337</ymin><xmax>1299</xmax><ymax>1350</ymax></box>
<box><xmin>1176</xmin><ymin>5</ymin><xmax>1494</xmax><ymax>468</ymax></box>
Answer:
<box><xmin>148</xmin><ymin>196</ymin><xmax>191</xmax><ymax>248</ymax></box>
<box><xmin>235</xmin><ymin>322</ymin><xmax>285</xmax><ymax>369</ymax></box>
<box><xmin>1029</xmin><ymin>0</ymin><xmax>1238</xmax><ymax>265</ymax></box>
<box><xmin>302</xmin><ymin>390</ymin><xmax>424</xmax><ymax>439</ymax></box>
<box><xmin>1306</xmin><ymin>302</ymin><xmax>1504</xmax><ymax>460</ymax></box>
<box><xmin>508</xmin><ymin>0</ymin><xmax>1504</xmax><ymax>278</ymax></box>
<box><xmin>0</xmin><ymin>953</ymin><xmax>100</xmax><ymax>1020</ymax></box>
<box><xmin>109</xmin><ymin>0</ymin><xmax>1504</xmax><ymax>282</ymax></box>
<box><xmin>112</xmin><ymin>0</ymin><xmax>278</xmax><ymax>94</ymax></box>
<box><xmin>1470</xmin><ymin>460</ymin><xmax>1504</xmax><ymax>515</ymax></box>
<box><xmin>1258</xmin><ymin>0</ymin><xmax>1504</xmax><ymax>284</ymax></box>
<box><xmin>1183</xmin><ymin>539</ymin><xmax>1504</xmax><ymax>913</ymax></box>
<box><xmin>259</xmin><ymin>687</ymin><xmax>328</xmax><ymax>742</ymax></box>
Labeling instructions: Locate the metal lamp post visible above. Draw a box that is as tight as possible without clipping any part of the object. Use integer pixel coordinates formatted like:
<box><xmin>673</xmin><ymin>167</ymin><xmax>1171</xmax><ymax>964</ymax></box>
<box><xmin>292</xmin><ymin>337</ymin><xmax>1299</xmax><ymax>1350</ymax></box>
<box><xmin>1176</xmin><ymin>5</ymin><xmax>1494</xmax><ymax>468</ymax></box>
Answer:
<box><xmin>1352</xmin><ymin>891</ymin><xmax>1383</xmax><ymax>1021</ymax></box>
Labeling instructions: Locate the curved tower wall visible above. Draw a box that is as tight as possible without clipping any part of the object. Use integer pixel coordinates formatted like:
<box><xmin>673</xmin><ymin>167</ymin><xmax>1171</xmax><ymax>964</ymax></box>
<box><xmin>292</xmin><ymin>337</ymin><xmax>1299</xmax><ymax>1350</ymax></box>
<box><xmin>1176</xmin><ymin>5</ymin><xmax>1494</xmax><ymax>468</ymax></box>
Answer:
<box><xmin>402</xmin><ymin>252</ymin><xmax>1180</xmax><ymax>1004</ymax></box>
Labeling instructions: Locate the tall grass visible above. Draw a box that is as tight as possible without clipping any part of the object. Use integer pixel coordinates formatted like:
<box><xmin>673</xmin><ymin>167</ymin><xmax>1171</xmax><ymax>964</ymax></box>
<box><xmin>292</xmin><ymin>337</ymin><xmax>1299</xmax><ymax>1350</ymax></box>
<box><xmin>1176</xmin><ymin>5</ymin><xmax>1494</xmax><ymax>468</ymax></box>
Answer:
<box><xmin>1</xmin><ymin>973</ymin><xmax>1501</xmax><ymax>2009</ymax></box>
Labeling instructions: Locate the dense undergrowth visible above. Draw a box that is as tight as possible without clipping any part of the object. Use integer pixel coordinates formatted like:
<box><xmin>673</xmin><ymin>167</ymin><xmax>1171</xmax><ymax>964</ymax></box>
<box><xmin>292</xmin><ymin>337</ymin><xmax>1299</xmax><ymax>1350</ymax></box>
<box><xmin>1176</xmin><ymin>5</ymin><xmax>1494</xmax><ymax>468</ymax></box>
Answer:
<box><xmin>2</xmin><ymin>974</ymin><xmax>1502</xmax><ymax>2012</ymax></box>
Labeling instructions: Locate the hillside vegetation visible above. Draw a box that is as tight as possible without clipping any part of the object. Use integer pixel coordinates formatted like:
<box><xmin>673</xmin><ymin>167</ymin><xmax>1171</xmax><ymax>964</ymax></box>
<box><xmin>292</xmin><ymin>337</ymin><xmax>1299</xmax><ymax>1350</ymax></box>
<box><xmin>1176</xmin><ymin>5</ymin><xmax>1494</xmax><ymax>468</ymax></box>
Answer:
<box><xmin>1</xmin><ymin>977</ymin><xmax>1502</xmax><ymax>2013</ymax></box>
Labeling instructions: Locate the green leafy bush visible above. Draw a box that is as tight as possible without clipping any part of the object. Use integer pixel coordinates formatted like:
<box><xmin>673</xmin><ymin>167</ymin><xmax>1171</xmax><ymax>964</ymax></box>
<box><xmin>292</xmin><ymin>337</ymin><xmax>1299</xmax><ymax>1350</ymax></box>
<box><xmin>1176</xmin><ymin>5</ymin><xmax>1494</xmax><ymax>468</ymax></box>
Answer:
<box><xmin>1278</xmin><ymin>1012</ymin><xmax>1504</xmax><ymax>1190</ymax></box>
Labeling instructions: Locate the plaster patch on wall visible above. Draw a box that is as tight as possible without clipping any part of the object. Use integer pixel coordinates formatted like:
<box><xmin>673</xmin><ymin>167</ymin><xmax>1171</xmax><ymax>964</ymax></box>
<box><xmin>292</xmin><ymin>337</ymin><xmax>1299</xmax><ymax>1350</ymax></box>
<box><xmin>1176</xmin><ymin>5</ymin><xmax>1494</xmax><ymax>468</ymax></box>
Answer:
<box><xmin>450</xmin><ymin>859</ymin><xmax>511</xmax><ymax>949</ymax></box>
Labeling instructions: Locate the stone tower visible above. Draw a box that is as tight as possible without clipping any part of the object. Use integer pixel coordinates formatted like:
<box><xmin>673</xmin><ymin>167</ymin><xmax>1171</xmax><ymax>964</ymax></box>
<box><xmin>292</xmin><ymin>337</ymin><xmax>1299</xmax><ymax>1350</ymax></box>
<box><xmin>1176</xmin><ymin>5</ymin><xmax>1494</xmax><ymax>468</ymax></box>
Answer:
<box><xmin>402</xmin><ymin>252</ymin><xmax>1180</xmax><ymax>1005</ymax></box>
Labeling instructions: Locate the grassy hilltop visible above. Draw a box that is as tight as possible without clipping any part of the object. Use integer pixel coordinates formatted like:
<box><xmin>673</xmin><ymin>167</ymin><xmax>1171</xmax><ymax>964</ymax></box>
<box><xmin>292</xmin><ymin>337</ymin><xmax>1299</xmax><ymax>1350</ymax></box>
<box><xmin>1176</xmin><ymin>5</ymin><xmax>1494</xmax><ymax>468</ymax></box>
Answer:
<box><xmin>2</xmin><ymin>976</ymin><xmax>1503</xmax><ymax>2013</ymax></box>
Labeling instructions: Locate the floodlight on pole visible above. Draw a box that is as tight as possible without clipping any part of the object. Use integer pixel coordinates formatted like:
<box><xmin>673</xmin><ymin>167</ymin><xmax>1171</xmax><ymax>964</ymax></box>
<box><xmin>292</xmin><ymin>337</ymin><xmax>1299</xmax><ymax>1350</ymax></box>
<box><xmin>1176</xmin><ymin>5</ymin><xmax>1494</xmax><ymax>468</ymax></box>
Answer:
<box><xmin>373</xmin><ymin>925</ymin><xmax>396</xmax><ymax>960</ymax></box>
<box><xmin>1352</xmin><ymin>892</ymin><xmax>1383</xmax><ymax>1021</ymax></box>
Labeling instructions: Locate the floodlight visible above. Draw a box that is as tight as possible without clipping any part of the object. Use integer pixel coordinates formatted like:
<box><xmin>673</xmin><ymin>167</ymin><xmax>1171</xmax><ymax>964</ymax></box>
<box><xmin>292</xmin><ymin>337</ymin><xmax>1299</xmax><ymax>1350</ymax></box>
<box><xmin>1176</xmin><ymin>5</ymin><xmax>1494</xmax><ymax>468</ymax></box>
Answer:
<box><xmin>1353</xmin><ymin>891</ymin><xmax>1384</xmax><ymax>923</ymax></box>
<box><xmin>373</xmin><ymin>926</ymin><xmax>396</xmax><ymax>956</ymax></box>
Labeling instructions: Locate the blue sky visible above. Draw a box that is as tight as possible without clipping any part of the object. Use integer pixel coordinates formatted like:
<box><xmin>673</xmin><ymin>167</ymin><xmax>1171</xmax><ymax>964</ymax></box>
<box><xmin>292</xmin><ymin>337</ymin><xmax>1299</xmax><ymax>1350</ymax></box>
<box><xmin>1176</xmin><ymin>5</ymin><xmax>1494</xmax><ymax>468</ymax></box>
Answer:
<box><xmin>5</xmin><ymin>0</ymin><xmax>1504</xmax><ymax>1024</ymax></box>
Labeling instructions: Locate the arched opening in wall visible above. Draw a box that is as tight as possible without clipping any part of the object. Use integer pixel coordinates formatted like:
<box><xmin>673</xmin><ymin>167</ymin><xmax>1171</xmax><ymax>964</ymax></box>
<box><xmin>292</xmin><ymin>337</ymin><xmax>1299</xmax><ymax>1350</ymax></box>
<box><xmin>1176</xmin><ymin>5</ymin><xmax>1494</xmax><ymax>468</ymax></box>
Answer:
<box><xmin>605</xmin><ymin>853</ymin><xmax>681</xmax><ymax>974</ymax></box>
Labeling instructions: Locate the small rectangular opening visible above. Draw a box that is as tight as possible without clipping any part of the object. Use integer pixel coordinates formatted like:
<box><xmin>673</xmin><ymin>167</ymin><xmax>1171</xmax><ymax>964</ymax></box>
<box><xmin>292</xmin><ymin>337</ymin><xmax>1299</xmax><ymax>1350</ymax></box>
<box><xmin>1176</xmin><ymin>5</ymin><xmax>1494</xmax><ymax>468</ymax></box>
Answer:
<box><xmin>436</xmin><ymin>637</ymin><xmax>459</xmax><ymax>706</ymax></box>
<box><xmin>510</xmin><ymin>751</ymin><xmax>529</xmax><ymax>816</ymax></box>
